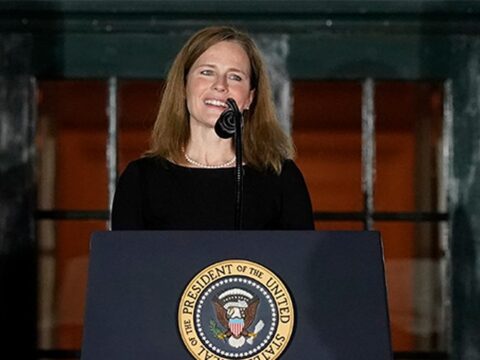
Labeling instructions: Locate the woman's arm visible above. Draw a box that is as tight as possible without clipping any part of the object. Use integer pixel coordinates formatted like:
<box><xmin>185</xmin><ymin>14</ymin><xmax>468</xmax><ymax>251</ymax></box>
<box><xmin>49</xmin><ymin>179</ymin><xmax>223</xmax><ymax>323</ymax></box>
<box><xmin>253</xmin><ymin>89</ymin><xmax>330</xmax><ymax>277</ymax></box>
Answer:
<box><xmin>280</xmin><ymin>160</ymin><xmax>315</xmax><ymax>230</ymax></box>
<box><xmin>111</xmin><ymin>161</ymin><xmax>145</xmax><ymax>230</ymax></box>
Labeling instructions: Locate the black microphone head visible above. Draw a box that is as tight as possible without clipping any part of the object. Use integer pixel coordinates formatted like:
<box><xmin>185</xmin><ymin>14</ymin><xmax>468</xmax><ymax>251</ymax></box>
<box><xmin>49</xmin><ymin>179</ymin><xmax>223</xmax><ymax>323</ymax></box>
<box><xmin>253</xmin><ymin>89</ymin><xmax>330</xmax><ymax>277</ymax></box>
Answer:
<box><xmin>214</xmin><ymin>98</ymin><xmax>241</xmax><ymax>139</ymax></box>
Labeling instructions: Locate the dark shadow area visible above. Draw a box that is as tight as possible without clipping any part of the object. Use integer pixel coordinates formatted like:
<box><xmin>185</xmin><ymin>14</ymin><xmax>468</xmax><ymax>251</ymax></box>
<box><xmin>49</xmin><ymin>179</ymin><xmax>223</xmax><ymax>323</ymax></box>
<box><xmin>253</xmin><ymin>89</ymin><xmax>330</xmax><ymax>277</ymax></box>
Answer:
<box><xmin>0</xmin><ymin>34</ymin><xmax>36</xmax><ymax>358</ymax></box>
<box><xmin>452</xmin><ymin>205</ymin><xmax>480</xmax><ymax>358</ymax></box>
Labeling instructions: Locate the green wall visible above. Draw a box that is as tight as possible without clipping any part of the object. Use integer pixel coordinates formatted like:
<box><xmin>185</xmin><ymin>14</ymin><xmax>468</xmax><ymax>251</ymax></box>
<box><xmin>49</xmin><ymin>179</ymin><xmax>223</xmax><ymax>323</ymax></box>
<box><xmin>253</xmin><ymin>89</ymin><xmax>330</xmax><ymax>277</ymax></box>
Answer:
<box><xmin>451</xmin><ymin>38</ymin><xmax>480</xmax><ymax>359</ymax></box>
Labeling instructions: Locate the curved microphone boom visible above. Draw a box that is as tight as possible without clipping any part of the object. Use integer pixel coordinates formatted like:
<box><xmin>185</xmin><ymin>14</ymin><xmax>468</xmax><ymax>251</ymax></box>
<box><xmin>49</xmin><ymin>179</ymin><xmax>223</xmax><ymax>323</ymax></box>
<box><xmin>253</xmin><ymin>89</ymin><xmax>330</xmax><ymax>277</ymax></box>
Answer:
<box><xmin>214</xmin><ymin>98</ymin><xmax>242</xmax><ymax>139</ymax></box>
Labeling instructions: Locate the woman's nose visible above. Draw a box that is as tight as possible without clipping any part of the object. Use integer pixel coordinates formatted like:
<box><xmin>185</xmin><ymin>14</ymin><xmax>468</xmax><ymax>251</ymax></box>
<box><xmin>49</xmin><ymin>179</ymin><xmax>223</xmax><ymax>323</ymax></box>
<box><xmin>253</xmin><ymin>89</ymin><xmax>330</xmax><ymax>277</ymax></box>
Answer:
<box><xmin>213</xmin><ymin>76</ymin><xmax>227</xmax><ymax>92</ymax></box>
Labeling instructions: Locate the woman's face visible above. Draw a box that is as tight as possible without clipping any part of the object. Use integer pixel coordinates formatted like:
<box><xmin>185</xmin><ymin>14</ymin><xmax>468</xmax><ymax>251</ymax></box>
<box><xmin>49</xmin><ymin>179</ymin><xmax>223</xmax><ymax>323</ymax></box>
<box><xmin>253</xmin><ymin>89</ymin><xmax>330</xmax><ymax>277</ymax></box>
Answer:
<box><xmin>185</xmin><ymin>41</ymin><xmax>255</xmax><ymax>131</ymax></box>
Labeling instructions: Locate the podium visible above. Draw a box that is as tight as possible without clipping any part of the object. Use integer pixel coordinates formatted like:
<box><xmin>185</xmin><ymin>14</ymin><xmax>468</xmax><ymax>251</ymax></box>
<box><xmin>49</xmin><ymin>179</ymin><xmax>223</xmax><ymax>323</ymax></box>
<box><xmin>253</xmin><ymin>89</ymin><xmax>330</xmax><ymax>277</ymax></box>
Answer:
<box><xmin>81</xmin><ymin>231</ymin><xmax>392</xmax><ymax>359</ymax></box>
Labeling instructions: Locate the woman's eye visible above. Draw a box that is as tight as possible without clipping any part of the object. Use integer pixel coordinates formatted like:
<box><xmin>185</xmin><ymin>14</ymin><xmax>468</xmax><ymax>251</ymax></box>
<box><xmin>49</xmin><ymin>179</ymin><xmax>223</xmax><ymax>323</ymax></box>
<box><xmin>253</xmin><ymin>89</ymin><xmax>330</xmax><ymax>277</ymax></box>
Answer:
<box><xmin>229</xmin><ymin>74</ymin><xmax>242</xmax><ymax>81</ymax></box>
<box><xmin>200</xmin><ymin>69</ymin><xmax>213</xmax><ymax>76</ymax></box>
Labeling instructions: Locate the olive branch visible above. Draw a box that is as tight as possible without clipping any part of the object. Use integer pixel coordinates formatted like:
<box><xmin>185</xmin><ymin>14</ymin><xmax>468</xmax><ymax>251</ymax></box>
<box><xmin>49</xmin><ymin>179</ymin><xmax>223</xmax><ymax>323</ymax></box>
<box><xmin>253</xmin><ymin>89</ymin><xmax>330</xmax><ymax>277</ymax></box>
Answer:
<box><xmin>209</xmin><ymin>320</ymin><xmax>226</xmax><ymax>341</ymax></box>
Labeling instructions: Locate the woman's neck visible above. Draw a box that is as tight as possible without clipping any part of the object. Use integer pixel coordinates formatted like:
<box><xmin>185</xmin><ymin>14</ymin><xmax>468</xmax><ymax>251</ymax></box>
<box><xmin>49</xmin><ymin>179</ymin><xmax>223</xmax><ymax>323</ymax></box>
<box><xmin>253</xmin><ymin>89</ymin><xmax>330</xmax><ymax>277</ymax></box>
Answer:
<box><xmin>184</xmin><ymin>126</ymin><xmax>234</xmax><ymax>167</ymax></box>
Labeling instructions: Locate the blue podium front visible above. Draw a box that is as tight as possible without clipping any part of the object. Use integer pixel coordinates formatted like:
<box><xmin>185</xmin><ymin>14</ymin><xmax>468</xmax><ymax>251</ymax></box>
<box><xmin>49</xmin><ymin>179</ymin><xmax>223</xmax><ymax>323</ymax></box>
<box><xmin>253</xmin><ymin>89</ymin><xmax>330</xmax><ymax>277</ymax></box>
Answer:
<box><xmin>82</xmin><ymin>231</ymin><xmax>392</xmax><ymax>360</ymax></box>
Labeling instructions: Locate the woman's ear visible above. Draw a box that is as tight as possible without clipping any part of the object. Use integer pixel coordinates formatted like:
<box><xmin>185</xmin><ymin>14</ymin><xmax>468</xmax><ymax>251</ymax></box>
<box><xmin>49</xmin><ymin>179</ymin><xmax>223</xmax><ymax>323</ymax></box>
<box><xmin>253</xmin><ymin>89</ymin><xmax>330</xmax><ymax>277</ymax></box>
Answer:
<box><xmin>246</xmin><ymin>89</ymin><xmax>255</xmax><ymax>110</ymax></box>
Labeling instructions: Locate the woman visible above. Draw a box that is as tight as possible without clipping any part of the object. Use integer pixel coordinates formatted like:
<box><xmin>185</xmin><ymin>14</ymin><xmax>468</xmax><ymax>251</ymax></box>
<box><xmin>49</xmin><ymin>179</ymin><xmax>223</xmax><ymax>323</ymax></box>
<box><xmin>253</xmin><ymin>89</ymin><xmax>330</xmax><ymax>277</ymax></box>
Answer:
<box><xmin>111</xmin><ymin>26</ymin><xmax>314</xmax><ymax>230</ymax></box>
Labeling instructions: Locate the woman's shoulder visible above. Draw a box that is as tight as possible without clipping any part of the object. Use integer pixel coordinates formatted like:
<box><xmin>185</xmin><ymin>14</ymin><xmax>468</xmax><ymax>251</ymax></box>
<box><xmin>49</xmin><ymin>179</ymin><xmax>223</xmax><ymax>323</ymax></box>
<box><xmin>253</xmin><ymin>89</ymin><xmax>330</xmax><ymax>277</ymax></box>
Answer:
<box><xmin>247</xmin><ymin>158</ymin><xmax>298</xmax><ymax>177</ymax></box>
<box><xmin>278</xmin><ymin>159</ymin><xmax>308</xmax><ymax>185</ymax></box>
<box><xmin>279</xmin><ymin>159</ymin><xmax>302</xmax><ymax>176</ymax></box>
<box><xmin>281</xmin><ymin>158</ymin><xmax>297</xmax><ymax>170</ymax></box>
<box><xmin>125</xmin><ymin>155</ymin><xmax>172</xmax><ymax>171</ymax></box>
<box><xmin>119</xmin><ymin>156</ymin><xmax>176</xmax><ymax>182</ymax></box>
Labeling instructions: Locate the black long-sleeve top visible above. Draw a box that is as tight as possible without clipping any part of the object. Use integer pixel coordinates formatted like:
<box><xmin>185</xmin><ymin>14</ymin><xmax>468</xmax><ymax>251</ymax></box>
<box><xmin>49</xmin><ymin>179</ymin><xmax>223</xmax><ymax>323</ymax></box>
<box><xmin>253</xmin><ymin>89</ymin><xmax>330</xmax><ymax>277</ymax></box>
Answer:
<box><xmin>111</xmin><ymin>156</ymin><xmax>314</xmax><ymax>230</ymax></box>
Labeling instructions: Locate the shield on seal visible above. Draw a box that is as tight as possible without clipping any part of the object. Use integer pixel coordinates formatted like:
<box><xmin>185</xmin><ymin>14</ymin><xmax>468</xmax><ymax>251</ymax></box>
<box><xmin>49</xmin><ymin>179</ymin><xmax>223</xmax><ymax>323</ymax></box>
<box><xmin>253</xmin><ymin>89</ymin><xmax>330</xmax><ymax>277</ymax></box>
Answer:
<box><xmin>229</xmin><ymin>318</ymin><xmax>245</xmax><ymax>337</ymax></box>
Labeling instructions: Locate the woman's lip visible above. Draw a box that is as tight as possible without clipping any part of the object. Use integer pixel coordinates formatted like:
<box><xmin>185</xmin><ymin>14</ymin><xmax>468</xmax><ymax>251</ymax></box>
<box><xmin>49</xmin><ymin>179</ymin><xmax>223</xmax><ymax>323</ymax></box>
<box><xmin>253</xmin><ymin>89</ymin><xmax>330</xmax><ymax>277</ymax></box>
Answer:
<box><xmin>204</xmin><ymin>98</ymin><xmax>228</xmax><ymax>108</ymax></box>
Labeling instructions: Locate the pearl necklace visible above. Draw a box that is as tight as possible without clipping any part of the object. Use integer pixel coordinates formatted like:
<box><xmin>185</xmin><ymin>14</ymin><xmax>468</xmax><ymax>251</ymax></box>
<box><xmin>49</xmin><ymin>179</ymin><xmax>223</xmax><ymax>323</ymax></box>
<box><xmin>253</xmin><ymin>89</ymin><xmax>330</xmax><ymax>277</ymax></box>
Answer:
<box><xmin>184</xmin><ymin>152</ymin><xmax>236</xmax><ymax>169</ymax></box>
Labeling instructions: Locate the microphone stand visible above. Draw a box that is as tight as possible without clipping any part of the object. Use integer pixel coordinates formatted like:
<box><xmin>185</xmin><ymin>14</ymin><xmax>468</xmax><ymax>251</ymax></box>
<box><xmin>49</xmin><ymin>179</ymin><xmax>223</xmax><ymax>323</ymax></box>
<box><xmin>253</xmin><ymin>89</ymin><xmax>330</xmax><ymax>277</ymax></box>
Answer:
<box><xmin>234</xmin><ymin>111</ymin><xmax>243</xmax><ymax>230</ymax></box>
<box><xmin>214</xmin><ymin>98</ymin><xmax>244</xmax><ymax>230</ymax></box>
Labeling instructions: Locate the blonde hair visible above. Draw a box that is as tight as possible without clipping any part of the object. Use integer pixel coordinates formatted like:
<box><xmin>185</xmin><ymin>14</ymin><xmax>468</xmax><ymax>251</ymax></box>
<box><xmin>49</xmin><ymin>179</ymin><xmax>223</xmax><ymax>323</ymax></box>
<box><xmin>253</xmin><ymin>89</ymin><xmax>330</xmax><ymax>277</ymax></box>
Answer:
<box><xmin>147</xmin><ymin>26</ymin><xmax>294</xmax><ymax>174</ymax></box>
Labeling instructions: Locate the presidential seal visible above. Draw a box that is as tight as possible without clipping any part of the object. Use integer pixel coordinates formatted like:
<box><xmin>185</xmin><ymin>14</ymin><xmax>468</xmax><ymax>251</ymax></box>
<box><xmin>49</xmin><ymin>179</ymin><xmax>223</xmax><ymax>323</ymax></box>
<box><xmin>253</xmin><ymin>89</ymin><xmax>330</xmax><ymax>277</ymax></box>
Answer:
<box><xmin>178</xmin><ymin>259</ymin><xmax>294</xmax><ymax>360</ymax></box>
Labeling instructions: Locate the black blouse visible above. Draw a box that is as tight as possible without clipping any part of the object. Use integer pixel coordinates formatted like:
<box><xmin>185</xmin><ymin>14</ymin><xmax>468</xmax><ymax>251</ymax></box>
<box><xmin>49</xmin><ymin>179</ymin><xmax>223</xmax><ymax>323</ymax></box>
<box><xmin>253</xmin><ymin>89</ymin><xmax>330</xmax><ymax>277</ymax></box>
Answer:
<box><xmin>111</xmin><ymin>156</ymin><xmax>314</xmax><ymax>230</ymax></box>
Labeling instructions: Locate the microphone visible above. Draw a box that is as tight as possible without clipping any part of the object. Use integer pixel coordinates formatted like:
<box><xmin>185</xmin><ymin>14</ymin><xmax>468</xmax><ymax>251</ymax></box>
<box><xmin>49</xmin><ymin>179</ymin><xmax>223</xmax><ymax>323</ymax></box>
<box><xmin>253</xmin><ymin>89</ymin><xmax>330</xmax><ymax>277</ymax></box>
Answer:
<box><xmin>214</xmin><ymin>98</ymin><xmax>242</xmax><ymax>139</ymax></box>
